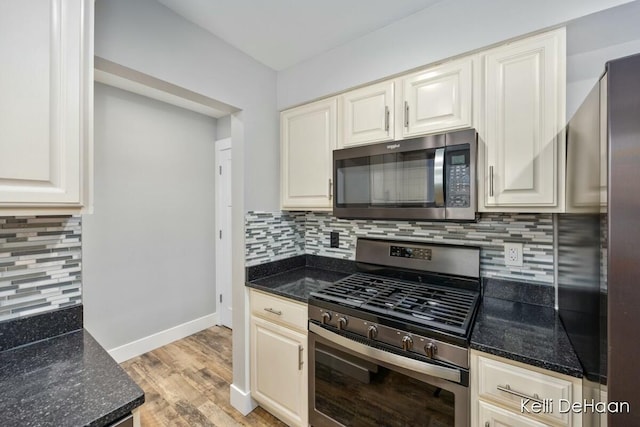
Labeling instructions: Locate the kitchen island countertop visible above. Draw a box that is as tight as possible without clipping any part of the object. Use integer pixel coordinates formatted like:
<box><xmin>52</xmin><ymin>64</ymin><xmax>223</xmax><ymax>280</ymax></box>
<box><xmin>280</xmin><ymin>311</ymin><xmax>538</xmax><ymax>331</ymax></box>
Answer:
<box><xmin>0</xmin><ymin>328</ymin><xmax>144</xmax><ymax>427</ymax></box>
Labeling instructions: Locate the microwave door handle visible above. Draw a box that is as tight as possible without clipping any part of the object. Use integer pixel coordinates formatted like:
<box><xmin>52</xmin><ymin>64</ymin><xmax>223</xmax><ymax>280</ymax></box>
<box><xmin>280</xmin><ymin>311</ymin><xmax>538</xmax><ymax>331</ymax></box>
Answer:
<box><xmin>434</xmin><ymin>148</ymin><xmax>445</xmax><ymax>206</ymax></box>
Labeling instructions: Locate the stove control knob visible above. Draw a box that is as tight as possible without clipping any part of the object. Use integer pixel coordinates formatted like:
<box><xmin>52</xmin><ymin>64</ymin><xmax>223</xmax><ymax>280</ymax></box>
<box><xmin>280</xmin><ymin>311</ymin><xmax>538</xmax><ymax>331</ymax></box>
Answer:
<box><xmin>401</xmin><ymin>335</ymin><xmax>413</xmax><ymax>351</ymax></box>
<box><xmin>337</xmin><ymin>317</ymin><xmax>348</xmax><ymax>330</ymax></box>
<box><xmin>424</xmin><ymin>342</ymin><xmax>437</xmax><ymax>359</ymax></box>
<box><xmin>321</xmin><ymin>312</ymin><xmax>332</xmax><ymax>324</ymax></box>
<box><xmin>367</xmin><ymin>325</ymin><xmax>378</xmax><ymax>340</ymax></box>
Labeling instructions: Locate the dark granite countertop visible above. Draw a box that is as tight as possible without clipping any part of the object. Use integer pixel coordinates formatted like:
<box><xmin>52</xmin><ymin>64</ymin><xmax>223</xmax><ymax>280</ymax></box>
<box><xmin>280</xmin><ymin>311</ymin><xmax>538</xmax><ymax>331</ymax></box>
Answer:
<box><xmin>247</xmin><ymin>266</ymin><xmax>350</xmax><ymax>302</ymax></box>
<box><xmin>247</xmin><ymin>260</ymin><xmax>585</xmax><ymax>377</ymax></box>
<box><xmin>470</xmin><ymin>296</ymin><xmax>584</xmax><ymax>378</ymax></box>
<box><xmin>0</xmin><ymin>329</ymin><xmax>145</xmax><ymax>427</ymax></box>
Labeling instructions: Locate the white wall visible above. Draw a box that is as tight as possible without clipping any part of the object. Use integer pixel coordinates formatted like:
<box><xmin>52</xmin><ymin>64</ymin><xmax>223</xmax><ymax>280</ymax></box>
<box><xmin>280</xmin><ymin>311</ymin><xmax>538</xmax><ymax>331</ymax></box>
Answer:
<box><xmin>93</xmin><ymin>0</ymin><xmax>278</xmax><ymax>402</ymax></box>
<box><xmin>566</xmin><ymin>1</ymin><xmax>640</xmax><ymax>118</ymax></box>
<box><xmin>84</xmin><ymin>83</ymin><xmax>217</xmax><ymax>350</ymax></box>
<box><xmin>277</xmin><ymin>0</ymin><xmax>635</xmax><ymax>110</ymax></box>
<box><xmin>216</xmin><ymin>115</ymin><xmax>231</xmax><ymax>139</ymax></box>
<box><xmin>95</xmin><ymin>0</ymin><xmax>278</xmax><ymax>212</ymax></box>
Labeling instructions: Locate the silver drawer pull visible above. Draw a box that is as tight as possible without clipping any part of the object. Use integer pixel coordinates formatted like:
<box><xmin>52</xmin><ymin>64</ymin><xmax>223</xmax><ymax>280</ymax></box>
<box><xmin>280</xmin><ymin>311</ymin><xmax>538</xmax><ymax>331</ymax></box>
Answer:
<box><xmin>497</xmin><ymin>384</ymin><xmax>543</xmax><ymax>404</ymax></box>
<box><xmin>264</xmin><ymin>307</ymin><xmax>282</xmax><ymax>315</ymax></box>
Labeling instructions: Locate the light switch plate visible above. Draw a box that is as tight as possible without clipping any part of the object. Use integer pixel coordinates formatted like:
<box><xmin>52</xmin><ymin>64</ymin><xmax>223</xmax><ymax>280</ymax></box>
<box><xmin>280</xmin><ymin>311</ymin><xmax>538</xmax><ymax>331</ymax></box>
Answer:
<box><xmin>504</xmin><ymin>242</ymin><xmax>524</xmax><ymax>267</ymax></box>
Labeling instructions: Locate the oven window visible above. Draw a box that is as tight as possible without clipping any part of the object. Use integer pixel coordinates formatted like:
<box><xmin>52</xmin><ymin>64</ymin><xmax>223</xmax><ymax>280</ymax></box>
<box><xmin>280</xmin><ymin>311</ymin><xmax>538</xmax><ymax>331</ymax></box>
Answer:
<box><xmin>314</xmin><ymin>343</ymin><xmax>455</xmax><ymax>426</ymax></box>
<box><xmin>335</xmin><ymin>150</ymin><xmax>436</xmax><ymax>208</ymax></box>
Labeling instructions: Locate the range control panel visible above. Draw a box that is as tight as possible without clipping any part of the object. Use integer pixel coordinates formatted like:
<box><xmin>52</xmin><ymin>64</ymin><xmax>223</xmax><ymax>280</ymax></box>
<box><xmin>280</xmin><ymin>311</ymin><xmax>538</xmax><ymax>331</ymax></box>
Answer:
<box><xmin>390</xmin><ymin>245</ymin><xmax>432</xmax><ymax>260</ymax></box>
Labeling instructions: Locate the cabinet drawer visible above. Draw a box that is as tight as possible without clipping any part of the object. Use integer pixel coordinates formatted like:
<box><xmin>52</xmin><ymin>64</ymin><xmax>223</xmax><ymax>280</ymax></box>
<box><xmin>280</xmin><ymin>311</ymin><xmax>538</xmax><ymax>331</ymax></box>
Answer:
<box><xmin>479</xmin><ymin>400</ymin><xmax>548</xmax><ymax>427</ymax></box>
<box><xmin>250</xmin><ymin>290</ymin><xmax>307</xmax><ymax>331</ymax></box>
<box><xmin>477</xmin><ymin>355</ymin><xmax>574</xmax><ymax>426</ymax></box>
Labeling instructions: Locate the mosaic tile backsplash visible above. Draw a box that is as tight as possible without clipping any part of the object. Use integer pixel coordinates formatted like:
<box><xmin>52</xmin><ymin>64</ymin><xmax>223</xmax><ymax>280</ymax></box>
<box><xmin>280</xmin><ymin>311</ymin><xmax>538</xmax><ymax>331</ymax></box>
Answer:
<box><xmin>245</xmin><ymin>211</ymin><xmax>305</xmax><ymax>266</ymax></box>
<box><xmin>0</xmin><ymin>216</ymin><xmax>82</xmax><ymax>322</ymax></box>
<box><xmin>246</xmin><ymin>211</ymin><xmax>555</xmax><ymax>285</ymax></box>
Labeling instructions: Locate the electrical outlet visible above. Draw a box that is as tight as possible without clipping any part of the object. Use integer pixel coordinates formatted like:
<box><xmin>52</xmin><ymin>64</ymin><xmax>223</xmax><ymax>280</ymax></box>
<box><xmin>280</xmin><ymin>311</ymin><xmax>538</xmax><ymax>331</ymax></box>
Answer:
<box><xmin>330</xmin><ymin>231</ymin><xmax>339</xmax><ymax>248</ymax></box>
<box><xmin>504</xmin><ymin>242</ymin><xmax>524</xmax><ymax>267</ymax></box>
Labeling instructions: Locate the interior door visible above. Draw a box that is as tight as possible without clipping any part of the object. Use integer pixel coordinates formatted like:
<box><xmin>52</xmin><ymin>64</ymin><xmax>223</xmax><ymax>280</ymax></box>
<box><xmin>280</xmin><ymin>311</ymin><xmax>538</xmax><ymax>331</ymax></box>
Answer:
<box><xmin>216</xmin><ymin>138</ymin><xmax>233</xmax><ymax>328</ymax></box>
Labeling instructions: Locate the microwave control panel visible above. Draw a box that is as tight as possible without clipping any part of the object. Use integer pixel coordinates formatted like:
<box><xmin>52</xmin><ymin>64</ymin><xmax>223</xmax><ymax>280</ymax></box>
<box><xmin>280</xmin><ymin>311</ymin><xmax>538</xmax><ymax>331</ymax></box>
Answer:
<box><xmin>446</xmin><ymin>149</ymin><xmax>470</xmax><ymax>208</ymax></box>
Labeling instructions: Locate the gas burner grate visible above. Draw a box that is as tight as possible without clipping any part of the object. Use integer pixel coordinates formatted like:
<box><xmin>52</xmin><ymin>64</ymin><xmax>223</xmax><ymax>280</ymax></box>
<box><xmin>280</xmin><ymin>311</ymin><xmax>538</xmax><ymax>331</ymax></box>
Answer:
<box><xmin>312</xmin><ymin>273</ymin><xmax>479</xmax><ymax>336</ymax></box>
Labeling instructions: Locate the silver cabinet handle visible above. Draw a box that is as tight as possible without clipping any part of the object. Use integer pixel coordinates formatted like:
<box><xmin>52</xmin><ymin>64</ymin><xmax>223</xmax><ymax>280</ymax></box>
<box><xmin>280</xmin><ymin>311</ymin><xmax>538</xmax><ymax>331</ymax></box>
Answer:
<box><xmin>384</xmin><ymin>106</ymin><xmax>390</xmax><ymax>132</ymax></box>
<box><xmin>404</xmin><ymin>101</ymin><xmax>409</xmax><ymax>128</ymax></box>
<box><xmin>497</xmin><ymin>384</ymin><xmax>543</xmax><ymax>404</ymax></box>
<box><xmin>489</xmin><ymin>166</ymin><xmax>494</xmax><ymax>197</ymax></box>
<box><xmin>328</xmin><ymin>178</ymin><xmax>333</xmax><ymax>200</ymax></box>
<box><xmin>298</xmin><ymin>345</ymin><xmax>304</xmax><ymax>370</ymax></box>
<box><xmin>263</xmin><ymin>307</ymin><xmax>282</xmax><ymax>315</ymax></box>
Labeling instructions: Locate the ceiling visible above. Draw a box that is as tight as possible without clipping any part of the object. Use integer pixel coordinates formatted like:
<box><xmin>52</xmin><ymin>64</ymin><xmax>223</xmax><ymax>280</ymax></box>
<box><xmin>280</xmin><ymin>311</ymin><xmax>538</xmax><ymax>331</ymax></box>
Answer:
<box><xmin>157</xmin><ymin>0</ymin><xmax>444</xmax><ymax>71</ymax></box>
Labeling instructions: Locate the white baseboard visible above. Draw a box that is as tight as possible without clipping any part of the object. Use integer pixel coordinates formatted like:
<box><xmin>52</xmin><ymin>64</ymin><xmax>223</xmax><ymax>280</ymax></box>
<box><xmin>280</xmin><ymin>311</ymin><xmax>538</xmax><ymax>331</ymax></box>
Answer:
<box><xmin>108</xmin><ymin>312</ymin><xmax>220</xmax><ymax>363</ymax></box>
<box><xmin>230</xmin><ymin>383</ymin><xmax>258</xmax><ymax>416</ymax></box>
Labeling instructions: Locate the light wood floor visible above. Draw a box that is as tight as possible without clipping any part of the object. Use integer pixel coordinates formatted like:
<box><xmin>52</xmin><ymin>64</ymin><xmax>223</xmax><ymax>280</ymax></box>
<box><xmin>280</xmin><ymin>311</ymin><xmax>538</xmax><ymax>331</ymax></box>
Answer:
<box><xmin>121</xmin><ymin>326</ymin><xmax>286</xmax><ymax>427</ymax></box>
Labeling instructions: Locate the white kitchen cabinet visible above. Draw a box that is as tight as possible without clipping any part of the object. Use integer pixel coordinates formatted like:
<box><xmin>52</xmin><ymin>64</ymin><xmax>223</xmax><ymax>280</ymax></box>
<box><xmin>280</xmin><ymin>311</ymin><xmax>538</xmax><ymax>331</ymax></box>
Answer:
<box><xmin>478</xmin><ymin>28</ymin><xmax>566</xmax><ymax>211</ymax></box>
<box><xmin>400</xmin><ymin>57</ymin><xmax>473</xmax><ymax>138</ymax></box>
<box><xmin>281</xmin><ymin>97</ymin><xmax>337</xmax><ymax>210</ymax></box>
<box><xmin>0</xmin><ymin>0</ymin><xmax>93</xmax><ymax>214</ymax></box>
<box><xmin>250</xmin><ymin>290</ymin><xmax>308</xmax><ymax>427</ymax></box>
<box><xmin>471</xmin><ymin>350</ymin><xmax>582</xmax><ymax>427</ymax></box>
<box><xmin>339</xmin><ymin>80</ymin><xmax>394</xmax><ymax>147</ymax></box>
<box><xmin>479</xmin><ymin>400</ymin><xmax>549</xmax><ymax>427</ymax></box>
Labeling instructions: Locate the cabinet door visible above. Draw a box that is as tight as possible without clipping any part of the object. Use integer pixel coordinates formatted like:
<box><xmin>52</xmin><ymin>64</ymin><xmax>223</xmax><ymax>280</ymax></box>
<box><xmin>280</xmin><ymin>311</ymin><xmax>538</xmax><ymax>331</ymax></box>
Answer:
<box><xmin>479</xmin><ymin>401</ymin><xmax>548</xmax><ymax>427</ymax></box>
<box><xmin>340</xmin><ymin>80</ymin><xmax>394</xmax><ymax>147</ymax></box>
<box><xmin>401</xmin><ymin>57</ymin><xmax>472</xmax><ymax>138</ymax></box>
<box><xmin>281</xmin><ymin>98</ymin><xmax>337</xmax><ymax>210</ymax></box>
<box><xmin>0</xmin><ymin>0</ymin><xmax>92</xmax><ymax>210</ymax></box>
<box><xmin>479</xmin><ymin>29</ymin><xmax>565</xmax><ymax>210</ymax></box>
<box><xmin>250</xmin><ymin>316</ymin><xmax>307</xmax><ymax>427</ymax></box>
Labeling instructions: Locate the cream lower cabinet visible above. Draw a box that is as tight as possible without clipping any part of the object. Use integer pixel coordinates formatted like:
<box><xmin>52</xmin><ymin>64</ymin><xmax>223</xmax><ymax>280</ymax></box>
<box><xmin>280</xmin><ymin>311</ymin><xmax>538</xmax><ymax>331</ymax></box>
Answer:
<box><xmin>0</xmin><ymin>0</ymin><xmax>93</xmax><ymax>215</ymax></box>
<box><xmin>250</xmin><ymin>290</ymin><xmax>308</xmax><ymax>427</ymax></box>
<box><xmin>471</xmin><ymin>350</ymin><xmax>582</xmax><ymax>427</ymax></box>
<box><xmin>281</xmin><ymin>97</ymin><xmax>337</xmax><ymax>210</ymax></box>
<box><xmin>477</xmin><ymin>28</ymin><xmax>566</xmax><ymax>212</ymax></box>
<box><xmin>479</xmin><ymin>400</ymin><xmax>549</xmax><ymax>427</ymax></box>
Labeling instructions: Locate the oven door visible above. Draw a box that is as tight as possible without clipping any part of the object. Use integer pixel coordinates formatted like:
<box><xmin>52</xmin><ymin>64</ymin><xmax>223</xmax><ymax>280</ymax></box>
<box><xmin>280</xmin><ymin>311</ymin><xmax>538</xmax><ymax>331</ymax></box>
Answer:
<box><xmin>309</xmin><ymin>324</ymin><xmax>469</xmax><ymax>427</ymax></box>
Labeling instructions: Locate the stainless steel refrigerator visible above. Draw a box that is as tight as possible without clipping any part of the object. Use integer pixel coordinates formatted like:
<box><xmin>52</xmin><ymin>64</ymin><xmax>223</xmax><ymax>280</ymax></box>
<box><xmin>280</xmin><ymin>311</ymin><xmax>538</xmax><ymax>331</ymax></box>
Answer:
<box><xmin>559</xmin><ymin>52</ymin><xmax>640</xmax><ymax>426</ymax></box>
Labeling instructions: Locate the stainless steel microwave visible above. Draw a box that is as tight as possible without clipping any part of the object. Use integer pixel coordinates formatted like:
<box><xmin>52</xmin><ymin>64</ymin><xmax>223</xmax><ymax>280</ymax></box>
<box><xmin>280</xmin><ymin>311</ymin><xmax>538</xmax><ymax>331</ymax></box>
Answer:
<box><xmin>333</xmin><ymin>129</ymin><xmax>477</xmax><ymax>221</ymax></box>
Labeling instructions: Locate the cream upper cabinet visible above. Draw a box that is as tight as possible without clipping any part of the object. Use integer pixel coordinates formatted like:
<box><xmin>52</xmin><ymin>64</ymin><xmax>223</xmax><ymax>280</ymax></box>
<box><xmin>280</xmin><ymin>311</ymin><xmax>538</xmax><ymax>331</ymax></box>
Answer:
<box><xmin>400</xmin><ymin>57</ymin><xmax>473</xmax><ymax>138</ymax></box>
<box><xmin>0</xmin><ymin>0</ymin><xmax>93</xmax><ymax>214</ymax></box>
<box><xmin>339</xmin><ymin>80</ymin><xmax>394</xmax><ymax>147</ymax></box>
<box><xmin>250</xmin><ymin>290</ymin><xmax>308</xmax><ymax>427</ymax></box>
<box><xmin>478</xmin><ymin>28</ymin><xmax>566</xmax><ymax>211</ymax></box>
<box><xmin>281</xmin><ymin>97</ymin><xmax>337</xmax><ymax>210</ymax></box>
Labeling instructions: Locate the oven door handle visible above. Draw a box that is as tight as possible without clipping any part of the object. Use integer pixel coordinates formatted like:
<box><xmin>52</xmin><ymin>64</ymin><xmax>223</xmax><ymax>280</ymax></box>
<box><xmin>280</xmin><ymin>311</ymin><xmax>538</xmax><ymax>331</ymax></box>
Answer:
<box><xmin>310</xmin><ymin>323</ymin><xmax>461</xmax><ymax>383</ymax></box>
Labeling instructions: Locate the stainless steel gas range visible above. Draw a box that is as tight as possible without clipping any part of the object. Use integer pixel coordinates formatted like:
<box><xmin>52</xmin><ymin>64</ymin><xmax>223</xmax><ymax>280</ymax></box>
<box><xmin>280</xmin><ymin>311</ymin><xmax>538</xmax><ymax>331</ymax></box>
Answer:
<box><xmin>308</xmin><ymin>238</ymin><xmax>480</xmax><ymax>427</ymax></box>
